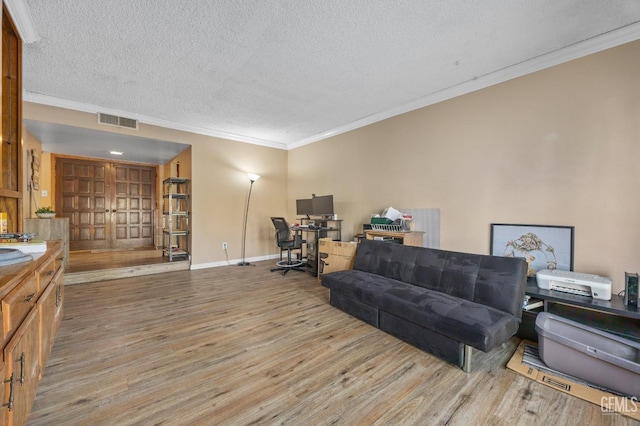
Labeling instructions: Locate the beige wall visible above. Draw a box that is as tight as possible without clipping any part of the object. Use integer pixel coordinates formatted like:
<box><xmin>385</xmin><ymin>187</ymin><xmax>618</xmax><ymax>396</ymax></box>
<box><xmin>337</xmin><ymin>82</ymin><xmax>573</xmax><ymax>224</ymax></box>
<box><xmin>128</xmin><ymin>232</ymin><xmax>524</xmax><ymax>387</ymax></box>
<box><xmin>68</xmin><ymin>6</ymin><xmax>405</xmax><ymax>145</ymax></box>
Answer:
<box><xmin>289</xmin><ymin>40</ymin><xmax>640</xmax><ymax>293</ymax></box>
<box><xmin>22</xmin><ymin>104</ymin><xmax>289</xmax><ymax>267</ymax></box>
<box><xmin>20</xmin><ymin>126</ymin><xmax>50</xmax><ymax>218</ymax></box>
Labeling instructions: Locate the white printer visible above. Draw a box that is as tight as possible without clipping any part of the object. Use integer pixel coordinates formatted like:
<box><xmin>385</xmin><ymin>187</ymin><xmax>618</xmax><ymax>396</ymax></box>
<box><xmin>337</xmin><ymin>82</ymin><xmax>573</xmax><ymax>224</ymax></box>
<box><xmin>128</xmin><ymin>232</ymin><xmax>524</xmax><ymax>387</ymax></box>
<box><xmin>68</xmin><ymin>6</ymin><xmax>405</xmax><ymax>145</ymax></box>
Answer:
<box><xmin>536</xmin><ymin>269</ymin><xmax>612</xmax><ymax>300</ymax></box>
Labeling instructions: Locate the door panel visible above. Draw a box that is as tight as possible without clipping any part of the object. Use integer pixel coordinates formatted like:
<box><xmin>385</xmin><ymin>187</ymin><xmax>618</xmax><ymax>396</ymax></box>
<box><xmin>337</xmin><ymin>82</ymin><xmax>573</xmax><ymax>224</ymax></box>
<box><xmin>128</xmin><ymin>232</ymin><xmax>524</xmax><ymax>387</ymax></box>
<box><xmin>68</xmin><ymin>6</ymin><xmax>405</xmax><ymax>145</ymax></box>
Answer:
<box><xmin>57</xmin><ymin>159</ymin><xmax>109</xmax><ymax>250</ymax></box>
<box><xmin>111</xmin><ymin>164</ymin><xmax>155</xmax><ymax>248</ymax></box>
<box><xmin>56</xmin><ymin>158</ymin><xmax>156</xmax><ymax>251</ymax></box>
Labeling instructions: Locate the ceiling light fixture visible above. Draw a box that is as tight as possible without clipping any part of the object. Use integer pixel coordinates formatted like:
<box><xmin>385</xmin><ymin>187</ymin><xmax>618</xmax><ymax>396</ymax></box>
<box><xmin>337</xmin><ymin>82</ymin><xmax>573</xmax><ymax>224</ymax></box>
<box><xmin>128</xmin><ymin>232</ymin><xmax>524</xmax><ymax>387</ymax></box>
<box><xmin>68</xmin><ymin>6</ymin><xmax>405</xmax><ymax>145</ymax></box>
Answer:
<box><xmin>109</xmin><ymin>151</ymin><xmax>124</xmax><ymax>155</ymax></box>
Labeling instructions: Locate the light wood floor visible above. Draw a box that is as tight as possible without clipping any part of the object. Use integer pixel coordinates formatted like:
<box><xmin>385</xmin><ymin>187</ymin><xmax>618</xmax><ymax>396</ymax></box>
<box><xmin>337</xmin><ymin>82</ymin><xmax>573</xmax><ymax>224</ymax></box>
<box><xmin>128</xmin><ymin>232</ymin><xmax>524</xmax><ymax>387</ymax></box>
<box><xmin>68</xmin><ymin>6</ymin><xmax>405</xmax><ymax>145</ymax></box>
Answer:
<box><xmin>29</xmin><ymin>261</ymin><xmax>634</xmax><ymax>425</ymax></box>
<box><xmin>65</xmin><ymin>247</ymin><xmax>190</xmax><ymax>284</ymax></box>
<box><xmin>66</xmin><ymin>247</ymin><xmax>169</xmax><ymax>273</ymax></box>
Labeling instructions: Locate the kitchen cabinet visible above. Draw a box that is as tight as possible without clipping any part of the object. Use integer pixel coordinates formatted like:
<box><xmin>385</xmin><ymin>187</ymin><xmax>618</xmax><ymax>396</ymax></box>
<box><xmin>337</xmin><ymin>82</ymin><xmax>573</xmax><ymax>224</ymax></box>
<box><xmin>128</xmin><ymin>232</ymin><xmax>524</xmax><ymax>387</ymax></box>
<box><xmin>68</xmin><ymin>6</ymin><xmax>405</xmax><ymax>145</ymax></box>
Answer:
<box><xmin>0</xmin><ymin>241</ymin><xmax>64</xmax><ymax>425</ymax></box>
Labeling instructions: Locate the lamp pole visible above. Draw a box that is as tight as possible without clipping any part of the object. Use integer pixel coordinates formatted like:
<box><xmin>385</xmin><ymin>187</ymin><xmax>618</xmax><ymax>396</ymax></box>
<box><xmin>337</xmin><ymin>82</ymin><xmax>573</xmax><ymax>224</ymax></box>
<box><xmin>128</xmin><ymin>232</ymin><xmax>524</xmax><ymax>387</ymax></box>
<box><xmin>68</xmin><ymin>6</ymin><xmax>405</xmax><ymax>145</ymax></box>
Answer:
<box><xmin>238</xmin><ymin>173</ymin><xmax>260</xmax><ymax>266</ymax></box>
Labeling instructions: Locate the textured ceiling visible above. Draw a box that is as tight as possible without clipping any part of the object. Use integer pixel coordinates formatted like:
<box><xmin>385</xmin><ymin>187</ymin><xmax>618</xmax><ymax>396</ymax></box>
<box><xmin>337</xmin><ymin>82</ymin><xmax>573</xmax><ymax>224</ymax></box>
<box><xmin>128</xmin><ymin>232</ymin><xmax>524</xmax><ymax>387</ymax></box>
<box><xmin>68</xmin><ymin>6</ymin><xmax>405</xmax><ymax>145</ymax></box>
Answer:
<box><xmin>19</xmin><ymin>0</ymin><xmax>640</xmax><ymax>154</ymax></box>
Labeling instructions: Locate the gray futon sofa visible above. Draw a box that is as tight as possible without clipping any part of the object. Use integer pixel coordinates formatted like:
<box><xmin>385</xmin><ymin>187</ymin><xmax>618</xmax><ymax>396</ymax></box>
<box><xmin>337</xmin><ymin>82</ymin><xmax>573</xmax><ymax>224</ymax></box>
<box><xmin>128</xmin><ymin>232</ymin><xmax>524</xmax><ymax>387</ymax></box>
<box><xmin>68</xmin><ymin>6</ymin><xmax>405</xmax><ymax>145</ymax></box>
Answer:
<box><xmin>321</xmin><ymin>239</ymin><xmax>528</xmax><ymax>371</ymax></box>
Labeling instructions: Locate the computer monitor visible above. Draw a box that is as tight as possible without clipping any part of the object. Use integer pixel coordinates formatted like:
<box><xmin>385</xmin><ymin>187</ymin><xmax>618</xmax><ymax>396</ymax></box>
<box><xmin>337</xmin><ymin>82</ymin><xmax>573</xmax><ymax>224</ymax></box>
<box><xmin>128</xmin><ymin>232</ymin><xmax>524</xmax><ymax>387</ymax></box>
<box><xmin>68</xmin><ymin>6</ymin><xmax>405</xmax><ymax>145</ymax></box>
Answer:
<box><xmin>296</xmin><ymin>199</ymin><xmax>313</xmax><ymax>217</ymax></box>
<box><xmin>311</xmin><ymin>194</ymin><xmax>334</xmax><ymax>216</ymax></box>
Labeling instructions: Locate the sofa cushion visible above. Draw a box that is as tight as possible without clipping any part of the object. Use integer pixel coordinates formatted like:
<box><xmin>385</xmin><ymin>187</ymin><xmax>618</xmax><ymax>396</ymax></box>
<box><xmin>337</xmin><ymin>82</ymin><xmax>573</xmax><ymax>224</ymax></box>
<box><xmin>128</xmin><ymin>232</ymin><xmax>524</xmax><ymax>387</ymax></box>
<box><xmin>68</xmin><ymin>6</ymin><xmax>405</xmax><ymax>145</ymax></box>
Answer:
<box><xmin>322</xmin><ymin>269</ymin><xmax>406</xmax><ymax>308</ymax></box>
<box><xmin>381</xmin><ymin>284</ymin><xmax>520</xmax><ymax>352</ymax></box>
<box><xmin>323</xmin><ymin>269</ymin><xmax>519</xmax><ymax>352</ymax></box>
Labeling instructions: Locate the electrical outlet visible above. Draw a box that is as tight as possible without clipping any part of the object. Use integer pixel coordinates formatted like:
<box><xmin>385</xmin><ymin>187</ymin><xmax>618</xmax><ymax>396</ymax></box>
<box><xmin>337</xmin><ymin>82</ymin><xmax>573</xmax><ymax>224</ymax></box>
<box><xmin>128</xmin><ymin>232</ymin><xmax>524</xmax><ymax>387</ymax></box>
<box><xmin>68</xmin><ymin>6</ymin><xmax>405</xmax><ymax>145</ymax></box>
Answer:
<box><xmin>222</xmin><ymin>242</ymin><xmax>228</xmax><ymax>250</ymax></box>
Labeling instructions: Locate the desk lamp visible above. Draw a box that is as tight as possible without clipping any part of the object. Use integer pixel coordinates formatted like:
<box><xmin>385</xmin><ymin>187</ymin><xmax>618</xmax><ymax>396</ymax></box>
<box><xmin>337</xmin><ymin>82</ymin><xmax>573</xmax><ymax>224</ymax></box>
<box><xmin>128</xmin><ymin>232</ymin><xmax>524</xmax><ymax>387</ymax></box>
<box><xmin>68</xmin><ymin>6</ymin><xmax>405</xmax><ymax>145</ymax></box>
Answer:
<box><xmin>238</xmin><ymin>173</ymin><xmax>260</xmax><ymax>266</ymax></box>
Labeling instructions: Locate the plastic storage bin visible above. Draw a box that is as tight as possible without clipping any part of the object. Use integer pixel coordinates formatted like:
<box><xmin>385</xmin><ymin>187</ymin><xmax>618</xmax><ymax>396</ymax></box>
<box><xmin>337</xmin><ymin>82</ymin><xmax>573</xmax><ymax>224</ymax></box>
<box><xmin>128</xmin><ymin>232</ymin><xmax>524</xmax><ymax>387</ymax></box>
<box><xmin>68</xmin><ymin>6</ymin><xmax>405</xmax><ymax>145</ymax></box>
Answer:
<box><xmin>535</xmin><ymin>312</ymin><xmax>640</xmax><ymax>397</ymax></box>
<box><xmin>370</xmin><ymin>217</ymin><xmax>393</xmax><ymax>225</ymax></box>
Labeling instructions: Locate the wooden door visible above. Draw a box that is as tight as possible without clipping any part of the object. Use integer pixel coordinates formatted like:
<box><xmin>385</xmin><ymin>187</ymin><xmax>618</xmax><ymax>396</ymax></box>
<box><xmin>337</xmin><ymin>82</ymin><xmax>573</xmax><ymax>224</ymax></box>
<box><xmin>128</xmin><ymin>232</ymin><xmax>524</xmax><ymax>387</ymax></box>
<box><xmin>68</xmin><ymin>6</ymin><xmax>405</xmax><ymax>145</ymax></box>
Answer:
<box><xmin>56</xmin><ymin>158</ymin><xmax>156</xmax><ymax>251</ymax></box>
<box><xmin>112</xmin><ymin>163</ymin><xmax>156</xmax><ymax>249</ymax></box>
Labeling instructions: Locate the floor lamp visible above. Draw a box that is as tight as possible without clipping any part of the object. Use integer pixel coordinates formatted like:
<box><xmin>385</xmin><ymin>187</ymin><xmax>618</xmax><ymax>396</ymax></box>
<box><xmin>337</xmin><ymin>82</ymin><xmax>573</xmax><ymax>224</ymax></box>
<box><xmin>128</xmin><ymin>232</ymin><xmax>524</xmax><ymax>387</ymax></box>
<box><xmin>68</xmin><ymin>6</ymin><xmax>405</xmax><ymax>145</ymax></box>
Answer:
<box><xmin>238</xmin><ymin>173</ymin><xmax>260</xmax><ymax>266</ymax></box>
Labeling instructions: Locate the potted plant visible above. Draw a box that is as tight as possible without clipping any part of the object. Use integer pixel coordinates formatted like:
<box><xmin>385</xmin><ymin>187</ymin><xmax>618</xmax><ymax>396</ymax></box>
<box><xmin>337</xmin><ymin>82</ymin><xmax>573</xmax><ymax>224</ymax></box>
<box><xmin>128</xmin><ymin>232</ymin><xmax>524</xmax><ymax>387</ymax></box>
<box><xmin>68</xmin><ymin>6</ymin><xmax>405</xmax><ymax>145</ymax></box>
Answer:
<box><xmin>35</xmin><ymin>206</ymin><xmax>56</xmax><ymax>219</ymax></box>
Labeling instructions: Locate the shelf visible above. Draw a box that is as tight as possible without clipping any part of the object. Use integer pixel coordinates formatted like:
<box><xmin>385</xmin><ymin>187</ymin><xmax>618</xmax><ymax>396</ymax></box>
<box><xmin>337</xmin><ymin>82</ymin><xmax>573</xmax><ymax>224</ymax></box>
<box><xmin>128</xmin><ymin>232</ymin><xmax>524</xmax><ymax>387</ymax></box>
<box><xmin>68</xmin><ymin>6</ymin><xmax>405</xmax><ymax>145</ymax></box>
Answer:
<box><xmin>518</xmin><ymin>278</ymin><xmax>640</xmax><ymax>343</ymax></box>
<box><xmin>164</xmin><ymin>177</ymin><xmax>190</xmax><ymax>184</ymax></box>
<box><xmin>162</xmin><ymin>178</ymin><xmax>190</xmax><ymax>261</ymax></box>
<box><xmin>163</xmin><ymin>230</ymin><xmax>188</xmax><ymax>235</ymax></box>
<box><xmin>525</xmin><ymin>280</ymin><xmax>640</xmax><ymax>319</ymax></box>
<box><xmin>162</xmin><ymin>248</ymin><xmax>189</xmax><ymax>258</ymax></box>
<box><xmin>364</xmin><ymin>230</ymin><xmax>424</xmax><ymax>247</ymax></box>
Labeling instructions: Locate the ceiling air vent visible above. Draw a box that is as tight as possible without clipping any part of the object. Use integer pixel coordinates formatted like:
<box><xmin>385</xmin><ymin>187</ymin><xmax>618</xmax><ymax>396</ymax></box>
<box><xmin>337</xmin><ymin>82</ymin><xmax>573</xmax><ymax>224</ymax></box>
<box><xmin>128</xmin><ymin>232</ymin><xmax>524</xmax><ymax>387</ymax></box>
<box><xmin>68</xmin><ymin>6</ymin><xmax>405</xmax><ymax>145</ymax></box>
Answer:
<box><xmin>98</xmin><ymin>113</ymin><xmax>138</xmax><ymax>130</ymax></box>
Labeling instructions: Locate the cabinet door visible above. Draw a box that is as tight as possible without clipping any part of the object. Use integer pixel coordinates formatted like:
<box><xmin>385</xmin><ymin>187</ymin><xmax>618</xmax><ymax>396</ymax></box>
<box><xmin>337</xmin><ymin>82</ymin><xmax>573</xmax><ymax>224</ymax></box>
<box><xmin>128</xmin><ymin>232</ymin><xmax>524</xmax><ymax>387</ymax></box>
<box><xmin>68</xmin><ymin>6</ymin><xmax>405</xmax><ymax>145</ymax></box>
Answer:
<box><xmin>0</xmin><ymin>362</ymin><xmax>6</xmax><ymax>426</ymax></box>
<box><xmin>4</xmin><ymin>309</ymin><xmax>39</xmax><ymax>426</ymax></box>
<box><xmin>37</xmin><ymin>269</ymin><xmax>64</xmax><ymax>377</ymax></box>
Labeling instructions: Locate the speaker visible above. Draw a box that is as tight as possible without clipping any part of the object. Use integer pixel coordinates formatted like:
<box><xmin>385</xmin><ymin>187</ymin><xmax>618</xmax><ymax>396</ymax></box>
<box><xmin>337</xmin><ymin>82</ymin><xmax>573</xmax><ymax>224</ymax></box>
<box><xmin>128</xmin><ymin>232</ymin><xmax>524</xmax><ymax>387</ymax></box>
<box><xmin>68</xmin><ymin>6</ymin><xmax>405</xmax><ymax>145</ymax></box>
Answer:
<box><xmin>624</xmin><ymin>272</ymin><xmax>639</xmax><ymax>308</ymax></box>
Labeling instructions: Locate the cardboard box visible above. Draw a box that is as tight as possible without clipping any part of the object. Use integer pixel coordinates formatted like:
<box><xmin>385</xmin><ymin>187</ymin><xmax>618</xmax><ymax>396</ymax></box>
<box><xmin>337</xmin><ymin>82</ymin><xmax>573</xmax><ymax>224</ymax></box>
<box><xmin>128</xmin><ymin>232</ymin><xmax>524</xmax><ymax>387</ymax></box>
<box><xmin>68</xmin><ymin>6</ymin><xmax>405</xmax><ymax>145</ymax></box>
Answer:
<box><xmin>319</xmin><ymin>238</ymin><xmax>357</xmax><ymax>257</ymax></box>
<box><xmin>318</xmin><ymin>238</ymin><xmax>358</xmax><ymax>277</ymax></box>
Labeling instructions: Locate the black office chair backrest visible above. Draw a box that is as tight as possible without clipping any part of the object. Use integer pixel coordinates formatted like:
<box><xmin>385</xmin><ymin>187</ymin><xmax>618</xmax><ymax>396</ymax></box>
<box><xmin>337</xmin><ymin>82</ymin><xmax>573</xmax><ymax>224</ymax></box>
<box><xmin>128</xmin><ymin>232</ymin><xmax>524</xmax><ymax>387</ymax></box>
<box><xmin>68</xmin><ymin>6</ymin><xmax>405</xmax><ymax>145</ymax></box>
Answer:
<box><xmin>271</xmin><ymin>217</ymin><xmax>291</xmax><ymax>243</ymax></box>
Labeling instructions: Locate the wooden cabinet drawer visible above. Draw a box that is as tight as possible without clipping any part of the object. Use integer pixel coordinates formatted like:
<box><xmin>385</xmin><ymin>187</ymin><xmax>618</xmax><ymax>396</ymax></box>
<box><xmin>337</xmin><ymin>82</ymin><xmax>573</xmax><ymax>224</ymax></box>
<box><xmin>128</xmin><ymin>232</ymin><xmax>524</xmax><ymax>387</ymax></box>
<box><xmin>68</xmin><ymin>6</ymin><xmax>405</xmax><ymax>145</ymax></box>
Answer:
<box><xmin>2</xmin><ymin>275</ymin><xmax>38</xmax><ymax>344</ymax></box>
<box><xmin>36</xmin><ymin>257</ymin><xmax>58</xmax><ymax>295</ymax></box>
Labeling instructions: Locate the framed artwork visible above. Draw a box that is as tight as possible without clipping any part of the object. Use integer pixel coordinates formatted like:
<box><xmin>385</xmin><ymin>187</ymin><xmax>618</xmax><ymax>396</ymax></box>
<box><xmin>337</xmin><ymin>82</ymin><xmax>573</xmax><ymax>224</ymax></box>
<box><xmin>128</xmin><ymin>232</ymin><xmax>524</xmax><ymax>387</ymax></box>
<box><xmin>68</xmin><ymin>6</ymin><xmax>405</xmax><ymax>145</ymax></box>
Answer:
<box><xmin>490</xmin><ymin>224</ymin><xmax>574</xmax><ymax>277</ymax></box>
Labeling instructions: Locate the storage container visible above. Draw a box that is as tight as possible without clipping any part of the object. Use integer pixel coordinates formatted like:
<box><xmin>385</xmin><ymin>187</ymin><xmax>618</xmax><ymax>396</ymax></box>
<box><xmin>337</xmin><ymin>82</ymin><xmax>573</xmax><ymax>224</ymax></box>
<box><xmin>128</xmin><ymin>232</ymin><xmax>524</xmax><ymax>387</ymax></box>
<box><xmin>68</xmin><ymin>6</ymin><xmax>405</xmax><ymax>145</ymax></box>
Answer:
<box><xmin>370</xmin><ymin>217</ymin><xmax>393</xmax><ymax>225</ymax></box>
<box><xmin>535</xmin><ymin>312</ymin><xmax>640</xmax><ymax>397</ymax></box>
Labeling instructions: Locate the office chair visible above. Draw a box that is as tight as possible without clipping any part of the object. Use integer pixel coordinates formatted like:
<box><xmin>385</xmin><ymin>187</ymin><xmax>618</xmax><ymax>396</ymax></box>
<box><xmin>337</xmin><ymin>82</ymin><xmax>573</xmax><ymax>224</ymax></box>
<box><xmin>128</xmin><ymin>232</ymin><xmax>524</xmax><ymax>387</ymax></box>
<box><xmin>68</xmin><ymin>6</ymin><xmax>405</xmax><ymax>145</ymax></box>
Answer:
<box><xmin>270</xmin><ymin>217</ymin><xmax>306</xmax><ymax>275</ymax></box>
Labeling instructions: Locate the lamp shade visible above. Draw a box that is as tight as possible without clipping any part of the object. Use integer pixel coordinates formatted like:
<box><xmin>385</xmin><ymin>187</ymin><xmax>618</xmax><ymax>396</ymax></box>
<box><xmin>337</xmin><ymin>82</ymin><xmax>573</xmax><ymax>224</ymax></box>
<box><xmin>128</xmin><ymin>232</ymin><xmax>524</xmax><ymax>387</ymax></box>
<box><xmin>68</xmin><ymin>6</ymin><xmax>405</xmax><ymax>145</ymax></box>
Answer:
<box><xmin>247</xmin><ymin>173</ymin><xmax>260</xmax><ymax>182</ymax></box>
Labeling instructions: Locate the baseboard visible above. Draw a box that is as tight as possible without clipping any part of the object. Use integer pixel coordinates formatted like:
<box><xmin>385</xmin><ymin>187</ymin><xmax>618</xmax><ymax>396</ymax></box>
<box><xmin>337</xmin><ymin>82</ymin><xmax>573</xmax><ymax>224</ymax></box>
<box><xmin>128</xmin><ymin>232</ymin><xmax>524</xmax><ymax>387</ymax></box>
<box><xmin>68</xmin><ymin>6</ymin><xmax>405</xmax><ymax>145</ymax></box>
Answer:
<box><xmin>190</xmin><ymin>254</ymin><xmax>279</xmax><ymax>270</ymax></box>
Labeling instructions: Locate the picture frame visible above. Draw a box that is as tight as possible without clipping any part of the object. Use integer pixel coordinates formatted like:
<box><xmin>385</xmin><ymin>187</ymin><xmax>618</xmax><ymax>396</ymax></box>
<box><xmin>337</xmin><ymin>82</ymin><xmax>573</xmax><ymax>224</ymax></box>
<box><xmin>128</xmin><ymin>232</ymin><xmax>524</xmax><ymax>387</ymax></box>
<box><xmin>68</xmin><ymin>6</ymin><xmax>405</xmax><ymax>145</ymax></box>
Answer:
<box><xmin>490</xmin><ymin>224</ymin><xmax>574</xmax><ymax>276</ymax></box>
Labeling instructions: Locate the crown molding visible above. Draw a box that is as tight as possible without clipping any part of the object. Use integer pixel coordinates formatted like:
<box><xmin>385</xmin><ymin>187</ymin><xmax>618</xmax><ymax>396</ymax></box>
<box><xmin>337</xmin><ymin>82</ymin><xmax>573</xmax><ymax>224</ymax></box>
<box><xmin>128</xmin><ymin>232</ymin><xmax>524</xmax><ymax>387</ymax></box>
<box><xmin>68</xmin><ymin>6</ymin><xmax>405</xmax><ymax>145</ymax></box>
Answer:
<box><xmin>23</xmin><ymin>92</ymin><xmax>289</xmax><ymax>150</ymax></box>
<box><xmin>4</xmin><ymin>0</ymin><xmax>39</xmax><ymax>43</ymax></box>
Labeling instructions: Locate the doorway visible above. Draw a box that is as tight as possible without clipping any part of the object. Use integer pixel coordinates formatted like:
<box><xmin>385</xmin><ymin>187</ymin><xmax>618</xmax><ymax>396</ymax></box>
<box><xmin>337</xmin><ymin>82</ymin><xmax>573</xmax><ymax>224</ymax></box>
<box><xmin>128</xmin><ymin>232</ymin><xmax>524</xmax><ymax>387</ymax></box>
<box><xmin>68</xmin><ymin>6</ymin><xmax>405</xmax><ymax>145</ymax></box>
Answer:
<box><xmin>55</xmin><ymin>157</ymin><xmax>156</xmax><ymax>251</ymax></box>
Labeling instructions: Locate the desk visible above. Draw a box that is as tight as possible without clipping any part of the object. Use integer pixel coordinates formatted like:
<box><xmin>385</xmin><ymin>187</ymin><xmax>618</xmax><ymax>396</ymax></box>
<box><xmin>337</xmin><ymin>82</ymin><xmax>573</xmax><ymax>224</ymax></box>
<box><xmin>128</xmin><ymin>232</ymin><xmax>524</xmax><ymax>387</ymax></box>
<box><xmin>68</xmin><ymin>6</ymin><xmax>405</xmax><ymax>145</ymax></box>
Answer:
<box><xmin>364</xmin><ymin>230</ymin><xmax>424</xmax><ymax>247</ymax></box>
<box><xmin>292</xmin><ymin>220</ymin><xmax>342</xmax><ymax>276</ymax></box>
